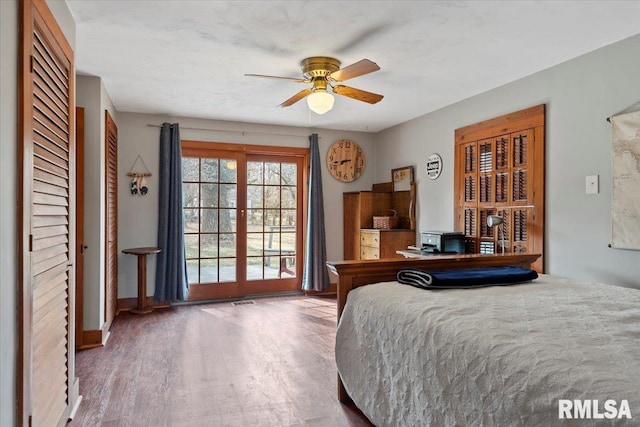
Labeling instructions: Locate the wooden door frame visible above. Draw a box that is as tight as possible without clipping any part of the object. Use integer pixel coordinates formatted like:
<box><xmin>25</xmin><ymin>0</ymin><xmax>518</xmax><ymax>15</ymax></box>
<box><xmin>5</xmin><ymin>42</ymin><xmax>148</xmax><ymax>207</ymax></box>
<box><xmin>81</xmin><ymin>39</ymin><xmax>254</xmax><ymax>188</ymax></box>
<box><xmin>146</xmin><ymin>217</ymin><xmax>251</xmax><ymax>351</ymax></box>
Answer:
<box><xmin>104</xmin><ymin>110</ymin><xmax>118</xmax><ymax>328</ymax></box>
<box><xmin>181</xmin><ymin>140</ymin><xmax>309</xmax><ymax>301</ymax></box>
<box><xmin>242</xmin><ymin>152</ymin><xmax>306</xmax><ymax>296</ymax></box>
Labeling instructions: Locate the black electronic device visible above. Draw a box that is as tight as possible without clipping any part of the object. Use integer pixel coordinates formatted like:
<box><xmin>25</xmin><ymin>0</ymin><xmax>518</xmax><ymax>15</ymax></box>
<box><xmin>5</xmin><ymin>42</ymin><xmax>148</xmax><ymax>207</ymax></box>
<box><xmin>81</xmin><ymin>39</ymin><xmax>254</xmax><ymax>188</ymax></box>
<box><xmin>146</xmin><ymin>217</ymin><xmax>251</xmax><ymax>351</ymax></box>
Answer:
<box><xmin>419</xmin><ymin>231</ymin><xmax>465</xmax><ymax>254</ymax></box>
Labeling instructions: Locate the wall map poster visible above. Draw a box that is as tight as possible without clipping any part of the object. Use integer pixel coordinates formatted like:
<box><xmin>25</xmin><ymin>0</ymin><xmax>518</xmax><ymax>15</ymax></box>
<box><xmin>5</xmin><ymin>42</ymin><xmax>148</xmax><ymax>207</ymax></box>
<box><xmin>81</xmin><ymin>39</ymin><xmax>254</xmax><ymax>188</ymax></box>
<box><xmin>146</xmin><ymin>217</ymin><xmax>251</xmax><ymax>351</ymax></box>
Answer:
<box><xmin>610</xmin><ymin>110</ymin><xmax>640</xmax><ymax>250</ymax></box>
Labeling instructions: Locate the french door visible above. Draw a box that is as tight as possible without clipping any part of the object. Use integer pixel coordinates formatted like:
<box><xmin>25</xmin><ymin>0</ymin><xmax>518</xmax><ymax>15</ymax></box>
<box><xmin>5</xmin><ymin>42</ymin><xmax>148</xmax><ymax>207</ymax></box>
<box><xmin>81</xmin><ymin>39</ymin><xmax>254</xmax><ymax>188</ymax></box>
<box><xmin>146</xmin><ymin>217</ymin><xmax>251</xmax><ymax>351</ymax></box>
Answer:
<box><xmin>181</xmin><ymin>141</ymin><xmax>308</xmax><ymax>301</ymax></box>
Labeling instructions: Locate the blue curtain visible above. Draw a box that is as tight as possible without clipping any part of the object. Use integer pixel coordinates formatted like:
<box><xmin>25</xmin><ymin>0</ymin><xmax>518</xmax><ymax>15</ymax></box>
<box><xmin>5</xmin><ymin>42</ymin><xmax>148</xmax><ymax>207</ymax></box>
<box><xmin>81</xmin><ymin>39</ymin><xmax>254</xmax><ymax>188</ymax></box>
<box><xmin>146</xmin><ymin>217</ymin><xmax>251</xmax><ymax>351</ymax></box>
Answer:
<box><xmin>154</xmin><ymin>123</ymin><xmax>189</xmax><ymax>301</ymax></box>
<box><xmin>302</xmin><ymin>134</ymin><xmax>330</xmax><ymax>291</ymax></box>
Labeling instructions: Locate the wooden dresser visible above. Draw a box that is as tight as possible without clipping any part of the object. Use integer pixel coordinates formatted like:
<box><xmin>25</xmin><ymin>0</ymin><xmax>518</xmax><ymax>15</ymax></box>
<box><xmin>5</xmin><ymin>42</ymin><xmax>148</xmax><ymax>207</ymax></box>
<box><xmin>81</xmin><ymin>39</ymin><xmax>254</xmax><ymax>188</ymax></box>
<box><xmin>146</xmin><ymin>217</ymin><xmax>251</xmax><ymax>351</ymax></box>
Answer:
<box><xmin>359</xmin><ymin>229</ymin><xmax>416</xmax><ymax>260</ymax></box>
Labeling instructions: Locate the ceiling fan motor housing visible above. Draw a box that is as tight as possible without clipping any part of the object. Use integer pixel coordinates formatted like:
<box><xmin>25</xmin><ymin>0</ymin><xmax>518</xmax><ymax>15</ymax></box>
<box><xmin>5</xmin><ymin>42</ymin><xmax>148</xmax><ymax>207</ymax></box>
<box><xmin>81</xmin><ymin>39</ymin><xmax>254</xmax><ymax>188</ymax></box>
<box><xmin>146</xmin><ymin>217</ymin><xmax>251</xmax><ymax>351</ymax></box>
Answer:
<box><xmin>301</xmin><ymin>56</ymin><xmax>341</xmax><ymax>80</ymax></box>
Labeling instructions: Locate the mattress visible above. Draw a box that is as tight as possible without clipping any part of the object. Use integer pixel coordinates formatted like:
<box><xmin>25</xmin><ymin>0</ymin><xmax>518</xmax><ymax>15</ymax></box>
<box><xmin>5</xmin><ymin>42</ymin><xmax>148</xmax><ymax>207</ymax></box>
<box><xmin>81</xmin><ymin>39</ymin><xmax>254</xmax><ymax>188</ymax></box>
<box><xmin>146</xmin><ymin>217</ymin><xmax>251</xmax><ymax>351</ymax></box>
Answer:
<box><xmin>335</xmin><ymin>274</ymin><xmax>640</xmax><ymax>426</ymax></box>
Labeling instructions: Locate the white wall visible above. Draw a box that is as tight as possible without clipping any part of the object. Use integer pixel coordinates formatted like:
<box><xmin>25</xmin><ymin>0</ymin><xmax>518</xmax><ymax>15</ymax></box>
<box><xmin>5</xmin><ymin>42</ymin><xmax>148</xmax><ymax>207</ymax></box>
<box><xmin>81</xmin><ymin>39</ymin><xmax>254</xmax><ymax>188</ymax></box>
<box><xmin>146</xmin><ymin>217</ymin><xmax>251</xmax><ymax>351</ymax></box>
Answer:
<box><xmin>46</xmin><ymin>0</ymin><xmax>75</xmax><ymax>47</ymax></box>
<box><xmin>0</xmin><ymin>1</ymin><xmax>18</xmax><ymax>425</ymax></box>
<box><xmin>116</xmin><ymin>113</ymin><xmax>376</xmax><ymax>298</ymax></box>
<box><xmin>76</xmin><ymin>75</ymin><xmax>104</xmax><ymax>329</ymax></box>
<box><xmin>376</xmin><ymin>34</ymin><xmax>640</xmax><ymax>288</ymax></box>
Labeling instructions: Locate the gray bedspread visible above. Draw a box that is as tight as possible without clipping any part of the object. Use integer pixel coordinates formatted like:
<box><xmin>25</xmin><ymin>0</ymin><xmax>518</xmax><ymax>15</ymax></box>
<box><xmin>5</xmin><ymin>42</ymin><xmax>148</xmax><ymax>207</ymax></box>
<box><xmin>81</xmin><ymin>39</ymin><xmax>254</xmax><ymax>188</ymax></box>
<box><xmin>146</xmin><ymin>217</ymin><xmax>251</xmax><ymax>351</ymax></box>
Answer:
<box><xmin>335</xmin><ymin>274</ymin><xmax>640</xmax><ymax>426</ymax></box>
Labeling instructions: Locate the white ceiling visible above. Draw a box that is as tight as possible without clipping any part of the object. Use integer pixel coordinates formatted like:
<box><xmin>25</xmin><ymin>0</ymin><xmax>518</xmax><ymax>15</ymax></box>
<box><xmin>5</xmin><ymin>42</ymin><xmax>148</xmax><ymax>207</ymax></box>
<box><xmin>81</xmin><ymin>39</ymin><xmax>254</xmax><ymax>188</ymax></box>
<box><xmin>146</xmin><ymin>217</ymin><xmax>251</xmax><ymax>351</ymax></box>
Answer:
<box><xmin>67</xmin><ymin>1</ymin><xmax>640</xmax><ymax>133</ymax></box>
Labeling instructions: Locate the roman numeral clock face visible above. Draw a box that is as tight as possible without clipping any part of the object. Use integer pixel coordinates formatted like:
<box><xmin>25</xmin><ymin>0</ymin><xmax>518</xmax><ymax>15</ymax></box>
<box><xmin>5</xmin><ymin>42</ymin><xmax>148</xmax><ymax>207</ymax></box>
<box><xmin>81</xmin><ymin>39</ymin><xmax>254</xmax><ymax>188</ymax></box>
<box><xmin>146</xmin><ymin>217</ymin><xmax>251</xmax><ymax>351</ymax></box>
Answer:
<box><xmin>326</xmin><ymin>139</ymin><xmax>365</xmax><ymax>182</ymax></box>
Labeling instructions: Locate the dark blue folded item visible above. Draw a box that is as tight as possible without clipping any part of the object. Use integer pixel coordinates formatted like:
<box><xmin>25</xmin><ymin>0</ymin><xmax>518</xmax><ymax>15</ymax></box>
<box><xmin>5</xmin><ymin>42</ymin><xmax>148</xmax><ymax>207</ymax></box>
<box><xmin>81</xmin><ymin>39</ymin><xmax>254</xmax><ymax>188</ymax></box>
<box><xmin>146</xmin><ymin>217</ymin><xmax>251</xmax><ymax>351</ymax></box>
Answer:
<box><xmin>396</xmin><ymin>266</ymin><xmax>538</xmax><ymax>289</ymax></box>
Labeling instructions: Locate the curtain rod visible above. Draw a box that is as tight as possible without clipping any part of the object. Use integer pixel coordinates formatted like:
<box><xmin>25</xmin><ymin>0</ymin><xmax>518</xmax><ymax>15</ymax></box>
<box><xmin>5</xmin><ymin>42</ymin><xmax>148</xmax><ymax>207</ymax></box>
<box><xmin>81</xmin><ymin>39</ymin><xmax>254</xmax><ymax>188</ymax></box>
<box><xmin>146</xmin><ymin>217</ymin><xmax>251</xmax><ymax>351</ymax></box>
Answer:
<box><xmin>606</xmin><ymin>100</ymin><xmax>640</xmax><ymax>122</ymax></box>
<box><xmin>146</xmin><ymin>123</ymin><xmax>311</xmax><ymax>139</ymax></box>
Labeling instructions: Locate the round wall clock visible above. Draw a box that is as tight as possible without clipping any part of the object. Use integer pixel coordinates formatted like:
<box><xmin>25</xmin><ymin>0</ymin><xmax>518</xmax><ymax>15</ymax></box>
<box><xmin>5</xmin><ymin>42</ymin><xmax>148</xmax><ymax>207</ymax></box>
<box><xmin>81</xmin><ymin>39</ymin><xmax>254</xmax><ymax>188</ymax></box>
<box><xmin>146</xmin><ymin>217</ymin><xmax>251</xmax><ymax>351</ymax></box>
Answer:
<box><xmin>326</xmin><ymin>139</ymin><xmax>365</xmax><ymax>182</ymax></box>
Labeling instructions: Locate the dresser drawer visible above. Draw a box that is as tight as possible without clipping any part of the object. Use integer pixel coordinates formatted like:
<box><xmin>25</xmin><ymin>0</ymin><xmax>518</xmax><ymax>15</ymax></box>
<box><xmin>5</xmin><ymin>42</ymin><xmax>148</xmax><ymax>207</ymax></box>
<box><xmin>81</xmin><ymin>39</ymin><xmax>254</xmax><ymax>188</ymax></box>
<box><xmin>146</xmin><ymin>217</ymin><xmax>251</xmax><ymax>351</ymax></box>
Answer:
<box><xmin>360</xmin><ymin>230</ymin><xmax>380</xmax><ymax>248</ymax></box>
<box><xmin>360</xmin><ymin>246</ymin><xmax>379</xmax><ymax>260</ymax></box>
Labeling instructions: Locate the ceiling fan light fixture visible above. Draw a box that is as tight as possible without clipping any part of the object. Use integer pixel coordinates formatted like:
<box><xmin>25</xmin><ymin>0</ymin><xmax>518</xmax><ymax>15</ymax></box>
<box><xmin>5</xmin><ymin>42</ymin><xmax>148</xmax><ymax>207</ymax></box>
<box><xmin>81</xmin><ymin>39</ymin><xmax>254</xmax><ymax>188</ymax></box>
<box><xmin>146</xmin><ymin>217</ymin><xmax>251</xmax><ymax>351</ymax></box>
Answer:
<box><xmin>307</xmin><ymin>90</ymin><xmax>334</xmax><ymax>115</ymax></box>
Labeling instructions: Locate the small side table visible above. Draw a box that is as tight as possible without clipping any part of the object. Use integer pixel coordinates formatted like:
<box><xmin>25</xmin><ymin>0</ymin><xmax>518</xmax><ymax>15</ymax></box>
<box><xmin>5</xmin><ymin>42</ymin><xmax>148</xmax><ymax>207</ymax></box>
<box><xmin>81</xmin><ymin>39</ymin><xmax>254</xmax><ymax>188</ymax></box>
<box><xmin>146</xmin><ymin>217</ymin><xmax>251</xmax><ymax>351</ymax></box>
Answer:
<box><xmin>122</xmin><ymin>247</ymin><xmax>161</xmax><ymax>314</ymax></box>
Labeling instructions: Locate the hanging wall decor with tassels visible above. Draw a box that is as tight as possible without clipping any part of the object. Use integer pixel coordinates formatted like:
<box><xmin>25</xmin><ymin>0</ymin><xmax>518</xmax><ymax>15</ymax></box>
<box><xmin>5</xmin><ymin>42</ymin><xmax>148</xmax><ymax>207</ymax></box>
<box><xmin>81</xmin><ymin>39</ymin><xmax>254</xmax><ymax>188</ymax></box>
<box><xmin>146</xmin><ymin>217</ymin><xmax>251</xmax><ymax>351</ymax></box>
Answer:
<box><xmin>127</xmin><ymin>154</ymin><xmax>152</xmax><ymax>196</ymax></box>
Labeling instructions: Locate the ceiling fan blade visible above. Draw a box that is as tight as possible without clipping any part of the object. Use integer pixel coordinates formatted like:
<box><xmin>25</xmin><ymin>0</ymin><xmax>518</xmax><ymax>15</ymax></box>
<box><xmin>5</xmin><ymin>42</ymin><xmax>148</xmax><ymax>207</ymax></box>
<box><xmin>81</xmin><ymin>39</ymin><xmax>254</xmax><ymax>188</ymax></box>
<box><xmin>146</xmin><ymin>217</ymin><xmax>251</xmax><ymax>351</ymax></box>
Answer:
<box><xmin>279</xmin><ymin>88</ymin><xmax>313</xmax><ymax>107</ymax></box>
<box><xmin>329</xmin><ymin>59</ymin><xmax>380</xmax><ymax>82</ymax></box>
<box><xmin>332</xmin><ymin>85</ymin><xmax>383</xmax><ymax>104</ymax></box>
<box><xmin>245</xmin><ymin>73</ymin><xmax>306</xmax><ymax>83</ymax></box>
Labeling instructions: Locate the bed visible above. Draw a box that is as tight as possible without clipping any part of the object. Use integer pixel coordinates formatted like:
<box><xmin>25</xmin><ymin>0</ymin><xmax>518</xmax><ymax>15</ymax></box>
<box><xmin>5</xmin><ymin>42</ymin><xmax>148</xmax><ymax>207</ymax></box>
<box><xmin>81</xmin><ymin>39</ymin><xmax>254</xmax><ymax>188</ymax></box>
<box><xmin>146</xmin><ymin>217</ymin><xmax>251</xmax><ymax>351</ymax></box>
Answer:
<box><xmin>327</xmin><ymin>254</ymin><xmax>640</xmax><ymax>426</ymax></box>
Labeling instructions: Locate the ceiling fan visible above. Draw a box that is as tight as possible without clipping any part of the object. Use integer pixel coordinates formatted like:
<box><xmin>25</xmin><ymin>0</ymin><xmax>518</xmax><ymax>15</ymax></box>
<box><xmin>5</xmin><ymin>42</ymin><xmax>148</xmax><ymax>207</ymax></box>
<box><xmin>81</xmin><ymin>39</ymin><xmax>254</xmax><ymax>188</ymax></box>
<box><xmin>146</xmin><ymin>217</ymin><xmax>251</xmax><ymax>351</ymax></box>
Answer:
<box><xmin>245</xmin><ymin>56</ymin><xmax>383</xmax><ymax>114</ymax></box>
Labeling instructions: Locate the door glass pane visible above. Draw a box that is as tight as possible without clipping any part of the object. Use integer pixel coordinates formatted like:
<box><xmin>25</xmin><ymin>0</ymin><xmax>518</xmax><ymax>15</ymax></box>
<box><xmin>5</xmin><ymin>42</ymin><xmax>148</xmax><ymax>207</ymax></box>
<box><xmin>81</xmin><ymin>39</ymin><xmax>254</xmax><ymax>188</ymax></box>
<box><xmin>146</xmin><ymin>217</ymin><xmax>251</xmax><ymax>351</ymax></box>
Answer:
<box><xmin>281</xmin><ymin>232</ymin><xmax>296</xmax><ymax>252</ymax></box>
<box><xmin>200</xmin><ymin>258</ymin><xmax>218</xmax><ymax>283</ymax></box>
<box><xmin>282</xmin><ymin>210</ymin><xmax>296</xmax><ymax>228</ymax></box>
<box><xmin>200</xmin><ymin>184</ymin><xmax>218</xmax><ymax>207</ymax></box>
<box><xmin>247</xmin><ymin>208</ymin><xmax>263</xmax><ymax>229</ymax></box>
<box><xmin>219</xmin><ymin>209</ymin><xmax>236</xmax><ymax>233</ymax></box>
<box><xmin>201</xmin><ymin>209</ymin><xmax>218</xmax><ymax>233</ymax></box>
<box><xmin>264</xmin><ymin>162</ymin><xmax>280</xmax><ymax>185</ymax></box>
<box><xmin>186</xmin><ymin>260</ymin><xmax>199</xmax><ymax>284</ymax></box>
<box><xmin>247</xmin><ymin>185</ymin><xmax>263</xmax><ymax>212</ymax></box>
<box><xmin>281</xmin><ymin>163</ymin><xmax>296</xmax><ymax>185</ymax></box>
<box><xmin>184</xmin><ymin>208</ymin><xmax>198</xmax><ymax>232</ymax></box>
<box><xmin>219</xmin><ymin>233</ymin><xmax>236</xmax><ymax>257</ymax></box>
<box><xmin>201</xmin><ymin>234</ymin><xmax>218</xmax><ymax>258</ymax></box>
<box><xmin>183</xmin><ymin>183</ymin><xmax>199</xmax><ymax>208</ymax></box>
<box><xmin>182</xmin><ymin>155</ymin><xmax>236</xmax><ymax>285</ymax></box>
<box><xmin>201</xmin><ymin>159</ymin><xmax>218</xmax><ymax>182</ymax></box>
<box><xmin>246</xmin><ymin>161</ymin><xmax>298</xmax><ymax>281</ymax></box>
<box><xmin>248</xmin><ymin>162</ymin><xmax>263</xmax><ymax>185</ymax></box>
<box><xmin>182</xmin><ymin>158</ymin><xmax>199</xmax><ymax>181</ymax></box>
<box><xmin>246</xmin><ymin>256</ymin><xmax>264</xmax><ymax>280</ymax></box>
<box><xmin>264</xmin><ymin>209</ymin><xmax>280</xmax><ymax>227</ymax></box>
<box><xmin>264</xmin><ymin>186</ymin><xmax>280</xmax><ymax>208</ymax></box>
<box><xmin>219</xmin><ymin>254</ymin><xmax>236</xmax><ymax>281</ymax></box>
<box><xmin>246</xmin><ymin>232</ymin><xmax>263</xmax><ymax>256</ymax></box>
<box><xmin>184</xmin><ymin>234</ymin><xmax>199</xmax><ymax>259</ymax></box>
<box><xmin>219</xmin><ymin>184</ymin><xmax>236</xmax><ymax>208</ymax></box>
<box><xmin>281</xmin><ymin>187</ymin><xmax>296</xmax><ymax>209</ymax></box>
<box><xmin>220</xmin><ymin>160</ymin><xmax>236</xmax><ymax>182</ymax></box>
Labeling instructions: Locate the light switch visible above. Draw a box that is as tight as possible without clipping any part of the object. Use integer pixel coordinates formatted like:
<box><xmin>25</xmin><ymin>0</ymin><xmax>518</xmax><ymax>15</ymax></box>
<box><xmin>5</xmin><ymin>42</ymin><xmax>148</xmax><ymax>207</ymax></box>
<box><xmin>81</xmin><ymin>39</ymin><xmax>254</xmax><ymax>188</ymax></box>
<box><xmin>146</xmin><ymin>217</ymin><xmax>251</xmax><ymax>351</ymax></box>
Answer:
<box><xmin>586</xmin><ymin>175</ymin><xmax>599</xmax><ymax>194</ymax></box>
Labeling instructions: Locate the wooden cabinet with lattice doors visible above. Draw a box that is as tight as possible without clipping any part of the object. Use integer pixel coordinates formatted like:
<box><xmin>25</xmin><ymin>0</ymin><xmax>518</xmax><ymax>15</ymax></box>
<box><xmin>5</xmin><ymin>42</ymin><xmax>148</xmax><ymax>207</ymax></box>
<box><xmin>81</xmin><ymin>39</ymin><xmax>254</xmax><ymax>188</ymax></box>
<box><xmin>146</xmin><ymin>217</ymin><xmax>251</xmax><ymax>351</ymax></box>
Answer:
<box><xmin>454</xmin><ymin>105</ymin><xmax>545</xmax><ymax>272</ymax></box>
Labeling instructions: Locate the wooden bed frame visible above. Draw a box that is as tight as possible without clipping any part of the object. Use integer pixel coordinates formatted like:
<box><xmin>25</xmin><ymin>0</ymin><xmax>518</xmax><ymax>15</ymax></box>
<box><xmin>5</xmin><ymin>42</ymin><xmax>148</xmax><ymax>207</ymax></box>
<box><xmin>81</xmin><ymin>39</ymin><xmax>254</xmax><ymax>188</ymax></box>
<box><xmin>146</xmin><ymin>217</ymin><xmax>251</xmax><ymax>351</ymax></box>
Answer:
<box><xmin>326</xmin><ymin>253</ymin><xmax>540</xmax><ymax>402</ymax></box>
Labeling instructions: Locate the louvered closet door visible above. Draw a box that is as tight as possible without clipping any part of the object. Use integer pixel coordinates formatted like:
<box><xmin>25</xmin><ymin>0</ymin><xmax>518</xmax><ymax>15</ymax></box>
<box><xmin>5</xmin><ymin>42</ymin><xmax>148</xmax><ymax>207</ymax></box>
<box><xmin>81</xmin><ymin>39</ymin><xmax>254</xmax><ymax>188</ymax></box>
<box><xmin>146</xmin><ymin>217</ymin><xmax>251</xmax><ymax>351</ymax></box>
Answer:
<box><xmin>105</xmin><ymin>111</ymin><xmax>118</xmax><ymax>326</ymax></box>
<box><xmin>21</xmin><ymin>0</ymin><xmax>77</xmax><ymax>425</ymax></box>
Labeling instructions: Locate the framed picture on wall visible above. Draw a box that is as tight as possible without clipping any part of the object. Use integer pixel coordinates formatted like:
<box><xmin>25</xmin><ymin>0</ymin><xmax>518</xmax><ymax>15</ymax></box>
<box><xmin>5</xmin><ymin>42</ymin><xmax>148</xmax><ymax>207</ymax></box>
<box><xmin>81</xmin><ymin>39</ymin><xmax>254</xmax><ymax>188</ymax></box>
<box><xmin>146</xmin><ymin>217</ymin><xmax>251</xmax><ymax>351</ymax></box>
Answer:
<box><xmin>392</xmin><ymin>165</ymin><xmax>413</xmax><ymax>192</ymax></box>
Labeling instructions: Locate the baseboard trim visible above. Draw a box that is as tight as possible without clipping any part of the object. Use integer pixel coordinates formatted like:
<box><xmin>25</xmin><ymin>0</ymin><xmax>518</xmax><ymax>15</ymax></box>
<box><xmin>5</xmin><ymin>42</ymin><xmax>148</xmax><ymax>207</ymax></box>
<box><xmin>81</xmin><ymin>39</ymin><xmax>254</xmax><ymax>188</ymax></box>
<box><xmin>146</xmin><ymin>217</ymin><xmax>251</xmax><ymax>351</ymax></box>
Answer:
<box><xmin>68</xmin><ymin>394</ymin><xmax>82</xmax><ymax>421</ymax></box>
<box><xmin>116</xmin><ymin>296</ymin><xmax>171</xmax><ymax>313</ymax></box>
<box><xmin>68</xmin><ymin>376</ymin><xmax>81</xmax><ymax>420</ymax></box>
<box><xmin>304</xmin><ymin>282</ymin><xmax>337</xmax><ymax>296</ymax></box>
<box><xmin>78</xmin><ymin>323</ymin><xmax>111</xmax><ymax>350</ymax></box>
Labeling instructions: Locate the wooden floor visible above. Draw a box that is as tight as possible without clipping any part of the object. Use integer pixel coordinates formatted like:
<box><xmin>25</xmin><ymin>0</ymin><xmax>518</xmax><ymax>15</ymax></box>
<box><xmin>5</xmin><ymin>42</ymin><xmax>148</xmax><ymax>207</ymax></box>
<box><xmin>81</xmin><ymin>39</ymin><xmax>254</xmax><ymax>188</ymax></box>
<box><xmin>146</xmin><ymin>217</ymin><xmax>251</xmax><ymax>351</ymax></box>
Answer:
<box><xmin>73</xmin><ymin>295</ymin><xmax>373</xmax><ymax>426</ymax></box>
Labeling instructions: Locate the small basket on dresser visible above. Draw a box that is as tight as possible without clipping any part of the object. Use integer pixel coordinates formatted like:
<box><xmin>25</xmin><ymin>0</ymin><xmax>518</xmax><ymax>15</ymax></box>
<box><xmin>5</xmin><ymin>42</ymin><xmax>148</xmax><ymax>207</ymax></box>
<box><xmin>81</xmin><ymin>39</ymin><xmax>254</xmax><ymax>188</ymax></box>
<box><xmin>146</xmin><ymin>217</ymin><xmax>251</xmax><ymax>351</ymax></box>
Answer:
<box><xmin>373</xmin><ymin>210</ymin><xmax>399</xmax><ymax>229</ymax></box>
